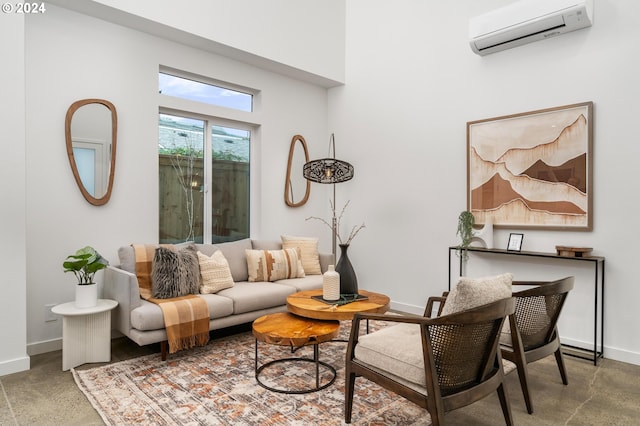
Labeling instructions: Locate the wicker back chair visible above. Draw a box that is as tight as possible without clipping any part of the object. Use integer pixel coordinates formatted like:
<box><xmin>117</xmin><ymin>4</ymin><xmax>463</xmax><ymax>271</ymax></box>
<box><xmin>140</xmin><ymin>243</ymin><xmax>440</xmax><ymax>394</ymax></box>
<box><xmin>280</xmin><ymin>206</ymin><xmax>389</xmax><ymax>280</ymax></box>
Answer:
<box><xmin>345</xmin><ymin>297</ymin><xmax>515</xmax><ymax>426</ymax></box>
<box><xmin>501</xmin><ymin>276</ymin><xmax>575</xmax><ymax>414</ymax></box>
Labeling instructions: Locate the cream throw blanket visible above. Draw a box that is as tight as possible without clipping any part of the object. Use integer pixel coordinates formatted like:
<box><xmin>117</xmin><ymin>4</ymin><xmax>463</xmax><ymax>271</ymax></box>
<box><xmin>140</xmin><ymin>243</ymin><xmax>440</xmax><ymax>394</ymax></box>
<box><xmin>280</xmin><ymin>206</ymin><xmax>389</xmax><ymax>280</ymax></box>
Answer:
<box><xmin>133</xmin><ymin>244</ymin><xmax>210</xmax><ymax>354</ymax></box>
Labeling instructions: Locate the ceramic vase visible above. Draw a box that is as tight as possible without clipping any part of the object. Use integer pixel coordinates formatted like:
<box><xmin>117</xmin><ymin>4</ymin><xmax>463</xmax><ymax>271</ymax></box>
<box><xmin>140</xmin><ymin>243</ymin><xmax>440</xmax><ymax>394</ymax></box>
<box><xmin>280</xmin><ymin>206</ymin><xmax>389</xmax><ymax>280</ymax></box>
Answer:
<box><xmin>75</xmin><ymin>283</ymin><xmax>98</xmax><ymax>308</ymax></box>
<box><xmin>323</xmin><ymin>265</ymin><xmax>340</xmax><ymax>301</ymax></box>
<box><xmin>472</xmin><ymin>216</ymin><xmax>494</xmax><ymax>249</ymax></box>
<box><xmin>335</xmin><ymin>244</ymin><xmax>358</xmax><ymax>296</ymax></box>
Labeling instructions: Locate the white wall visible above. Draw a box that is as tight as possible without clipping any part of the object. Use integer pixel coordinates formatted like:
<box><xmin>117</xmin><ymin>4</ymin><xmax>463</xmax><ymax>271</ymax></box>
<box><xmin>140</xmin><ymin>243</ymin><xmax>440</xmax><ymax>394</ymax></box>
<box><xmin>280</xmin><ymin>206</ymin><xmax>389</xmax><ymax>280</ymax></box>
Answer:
<box><xmin>21</xmin><ymin>4</ymin><xmax>331</xmax><ymax>359</ymax></box>
<box><xmin>48</xmin><ymin>0</ymin><xmax>345</xmax><ymax>87</ymax></box>
<box><xmin>96</xmin><ymin>0</ymin><xmax>345</xmax><ymax>84</ymax></box>
<box><xmin>0</xmin><ymin>14</ymin><xmax>30</xmax><ymax>376</ymax></box>
<box><xmin>330</xmin><ymin>0</ymin><xmax>640</xmax><ymax>364</ymax></box>
<box><xmin>4</xmin><ymin>0</ymin><xmax>640</xmax><ymax>375</ymax></box>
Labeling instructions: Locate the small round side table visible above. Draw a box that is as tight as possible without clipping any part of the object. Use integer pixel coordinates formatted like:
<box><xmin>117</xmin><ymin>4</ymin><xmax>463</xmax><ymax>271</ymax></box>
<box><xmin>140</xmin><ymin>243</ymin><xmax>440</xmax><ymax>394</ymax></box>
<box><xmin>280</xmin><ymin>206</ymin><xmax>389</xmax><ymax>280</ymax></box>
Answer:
<box><xmin>52</xmin><ymin>299</ymin><xmax>118</xmax><ymax>371</ymax></box>
<box><xmin>252</xmin><ymin>312</ymin><xmax>340</xmax><ymax>394</ymax></box>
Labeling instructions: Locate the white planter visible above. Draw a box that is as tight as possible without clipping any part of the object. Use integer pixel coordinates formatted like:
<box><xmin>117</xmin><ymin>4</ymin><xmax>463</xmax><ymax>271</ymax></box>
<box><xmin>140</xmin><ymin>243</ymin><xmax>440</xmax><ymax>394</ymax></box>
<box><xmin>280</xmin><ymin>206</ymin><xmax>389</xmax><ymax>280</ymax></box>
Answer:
<box><xmin>75</xmin><ymin>283</ymin><xmax>98</xmax><ymax>308</ymax></box>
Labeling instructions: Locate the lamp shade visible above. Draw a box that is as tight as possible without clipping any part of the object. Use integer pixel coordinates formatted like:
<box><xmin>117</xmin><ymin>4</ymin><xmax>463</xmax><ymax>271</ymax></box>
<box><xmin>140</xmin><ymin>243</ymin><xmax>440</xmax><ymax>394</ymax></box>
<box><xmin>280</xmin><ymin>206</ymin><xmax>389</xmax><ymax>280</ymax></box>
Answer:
<box><xmin>303</xmin><ymin>158</ymin><xmax>354</xmax><ymax>184</ymax></box>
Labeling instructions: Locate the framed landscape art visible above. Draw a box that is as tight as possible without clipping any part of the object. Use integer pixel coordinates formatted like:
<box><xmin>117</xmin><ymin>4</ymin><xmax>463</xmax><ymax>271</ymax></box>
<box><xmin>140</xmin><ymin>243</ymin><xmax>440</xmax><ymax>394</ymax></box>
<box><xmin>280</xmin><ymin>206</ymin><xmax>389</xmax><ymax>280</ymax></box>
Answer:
<box><xmin>467</xmin><ymin>102</ymin><xmax>593</xmax><ymax>230</ymax></box>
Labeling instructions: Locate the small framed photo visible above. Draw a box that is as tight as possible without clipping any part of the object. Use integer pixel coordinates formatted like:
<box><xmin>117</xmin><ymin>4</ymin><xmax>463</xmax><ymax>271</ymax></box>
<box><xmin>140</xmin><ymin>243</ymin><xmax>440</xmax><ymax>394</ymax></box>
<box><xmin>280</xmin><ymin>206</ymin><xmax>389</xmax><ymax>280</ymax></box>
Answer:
<box><xmin>507</xmin><ymin>233</ymin><xmax>524</xmax><ymax>251</ymax></box>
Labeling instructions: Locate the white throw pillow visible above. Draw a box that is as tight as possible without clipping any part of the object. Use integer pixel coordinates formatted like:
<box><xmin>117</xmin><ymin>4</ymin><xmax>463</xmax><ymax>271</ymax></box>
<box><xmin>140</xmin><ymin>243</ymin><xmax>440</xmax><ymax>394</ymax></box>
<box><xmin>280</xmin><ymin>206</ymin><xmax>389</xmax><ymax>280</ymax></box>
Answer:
<box><xmin>441</xmin><ymin>273</ymin><xmax>513</xmax><ymax>316</ymax></box>
<box><xmin>281</xmin><ymin>235</ymin><xmax>322</xmax><ymax>275</ymax></box>
<box><xmin>198</xmin><ymin>250</ymin><xmax>234</xmax><ymax>294</ymax></box>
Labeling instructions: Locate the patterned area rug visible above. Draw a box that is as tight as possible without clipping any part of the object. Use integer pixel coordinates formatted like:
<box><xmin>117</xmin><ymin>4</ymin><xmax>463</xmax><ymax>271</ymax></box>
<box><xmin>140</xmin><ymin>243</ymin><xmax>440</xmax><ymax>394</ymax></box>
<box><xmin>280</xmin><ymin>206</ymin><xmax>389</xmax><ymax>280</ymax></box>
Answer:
<box><xmin>73</xmin><ymin>321</ymin><xmax>432</xmax><ymax>425</ymax></box>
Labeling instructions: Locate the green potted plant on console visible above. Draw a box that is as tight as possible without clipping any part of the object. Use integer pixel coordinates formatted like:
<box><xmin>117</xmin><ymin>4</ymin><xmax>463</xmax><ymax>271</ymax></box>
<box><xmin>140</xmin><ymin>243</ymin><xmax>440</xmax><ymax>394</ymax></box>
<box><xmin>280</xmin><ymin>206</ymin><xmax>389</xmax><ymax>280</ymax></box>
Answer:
<box><xmin>456</xmin><ymin>210</ymin><xmax>475</xmax><ymax>261</ymax></box>
<box><xmin>63</xmin><ymin>246</ymin><xmax>109</xmax><ymax>308</ymax></box>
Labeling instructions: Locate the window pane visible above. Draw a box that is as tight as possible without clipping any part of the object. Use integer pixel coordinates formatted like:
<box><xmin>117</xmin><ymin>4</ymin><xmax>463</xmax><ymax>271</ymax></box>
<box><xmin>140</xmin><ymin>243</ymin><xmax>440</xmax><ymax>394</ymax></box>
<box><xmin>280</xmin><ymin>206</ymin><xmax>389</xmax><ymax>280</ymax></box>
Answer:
<box><xmin>159</xmin><ymin>114</ymin><xmax>205</xmax><ymax>243</ymax></box>
<box><xmin>211</xmin><ymin>126</ymin><xmax>250</xmax><ymax>243</ymax></box>
<box><xmin>159</xmin><ymin>72</ymin><xmax>252</xmax><ymax>112</ymax></box>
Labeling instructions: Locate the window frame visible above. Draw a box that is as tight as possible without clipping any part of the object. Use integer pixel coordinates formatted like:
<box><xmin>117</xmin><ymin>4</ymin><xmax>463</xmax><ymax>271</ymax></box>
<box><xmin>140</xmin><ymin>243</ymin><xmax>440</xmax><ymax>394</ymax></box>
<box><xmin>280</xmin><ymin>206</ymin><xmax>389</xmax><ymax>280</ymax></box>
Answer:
<box><xmin>159</xmin><ymin>66</ymin><xmax>257</xmax><ymax>112</ymax></box>
<box><xmin>158</xmin><ymin>67</ymin><xmax>260</xmax><ymax>244</ymax></box>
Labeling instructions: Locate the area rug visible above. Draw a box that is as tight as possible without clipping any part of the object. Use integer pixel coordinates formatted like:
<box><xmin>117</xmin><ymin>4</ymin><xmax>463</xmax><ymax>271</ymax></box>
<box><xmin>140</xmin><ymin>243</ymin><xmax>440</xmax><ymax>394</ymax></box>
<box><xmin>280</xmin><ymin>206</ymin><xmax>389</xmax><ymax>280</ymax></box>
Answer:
<box><xmin>73</xmin><ymin>321</ymin><xmax>432</xmax><ymax>425</ymax></box>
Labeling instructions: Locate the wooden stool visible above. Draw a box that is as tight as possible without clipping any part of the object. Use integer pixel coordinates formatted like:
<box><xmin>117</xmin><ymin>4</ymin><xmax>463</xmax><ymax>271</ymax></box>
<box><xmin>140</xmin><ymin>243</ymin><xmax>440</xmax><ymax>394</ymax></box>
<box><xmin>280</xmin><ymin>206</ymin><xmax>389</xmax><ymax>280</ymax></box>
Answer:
<box><xmin>252</xmin><ymin>312</ymin><xmax>340</xmax><ymax>394</ymax></box>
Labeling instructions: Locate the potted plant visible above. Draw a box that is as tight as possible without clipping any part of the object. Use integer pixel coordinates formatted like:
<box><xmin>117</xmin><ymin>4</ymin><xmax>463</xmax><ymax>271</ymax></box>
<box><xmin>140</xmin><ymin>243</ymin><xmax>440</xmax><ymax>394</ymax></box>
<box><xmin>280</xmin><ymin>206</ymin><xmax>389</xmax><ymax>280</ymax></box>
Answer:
<box><xmin>456</xmin><ymin>211</ymin><xmax>475</xmax><ymax>260</ymax></box>
<box><xmin>63</xmin><ymin>246</ymin><xmax>109</xmax><ymax>308</ymax></box>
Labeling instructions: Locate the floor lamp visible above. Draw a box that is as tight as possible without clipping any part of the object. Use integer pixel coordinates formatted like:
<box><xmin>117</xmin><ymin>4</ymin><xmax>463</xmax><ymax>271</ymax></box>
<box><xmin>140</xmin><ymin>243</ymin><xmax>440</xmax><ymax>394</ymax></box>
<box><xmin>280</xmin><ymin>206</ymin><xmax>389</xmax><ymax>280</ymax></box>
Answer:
<box><xmin>303</xmin><ymin>133</ymin><xmax>354</xmax><ymax>261</ymax></box>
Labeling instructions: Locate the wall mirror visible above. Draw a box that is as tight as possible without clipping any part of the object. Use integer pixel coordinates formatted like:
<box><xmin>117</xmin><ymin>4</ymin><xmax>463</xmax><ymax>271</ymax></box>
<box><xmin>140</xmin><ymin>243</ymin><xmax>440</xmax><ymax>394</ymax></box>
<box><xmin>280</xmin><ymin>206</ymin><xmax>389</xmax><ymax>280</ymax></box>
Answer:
<box><xmin>284</xmin><ymin>134</ymin><xmax>310</xmax><ymax>207</ymax></box>
<box><xmin>65</xmin><ymin>99</ymin><xmax>117</xmax><ymax>206</ymax></box>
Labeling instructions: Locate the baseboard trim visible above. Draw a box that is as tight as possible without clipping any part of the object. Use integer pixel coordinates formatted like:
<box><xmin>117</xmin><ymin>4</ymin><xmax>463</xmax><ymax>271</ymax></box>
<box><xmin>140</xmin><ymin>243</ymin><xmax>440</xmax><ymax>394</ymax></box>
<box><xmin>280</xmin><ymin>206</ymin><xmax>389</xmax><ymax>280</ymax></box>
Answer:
<box><xmin>0</xmin><ymin>356</ymin><xmax>30</xmax><ymax>376</ymax></box>
<box><xmin>601</xmin><ymin>345</ymin><xmax>640</xmax><ymax>366</ymax></box>
<box><xmin>27</xmin><ymin>338</ymin><xmax>61</xmax><ymax>356</ymax></box>
<box><xmin>390</xmin><ymin>300</ymin><xmax>423</xmax><ymax>316</ymax></box>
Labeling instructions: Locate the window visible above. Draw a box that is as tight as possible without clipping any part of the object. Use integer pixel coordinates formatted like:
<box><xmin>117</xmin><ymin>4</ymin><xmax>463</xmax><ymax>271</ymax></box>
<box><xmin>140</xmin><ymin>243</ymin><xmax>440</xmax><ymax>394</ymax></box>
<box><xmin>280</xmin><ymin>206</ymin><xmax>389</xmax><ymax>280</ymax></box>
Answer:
<box><xmin>159</xmin><ymin>113</ymin><xmax>251</xmax><ymax>244</ymax></box>
<box><xmin>159</xmin><ymin>115</ymin><xmax>205</xmax><ymax>243</ymax></box>
<box><xmin>159</xmin><ymin>72</ymin><xmax>253</xmax><ymax>112</ymax></box>
<box><xmin>158</xmin><ymin>71</ymin><xmax>254</xmax><ymax>244</ymax></box>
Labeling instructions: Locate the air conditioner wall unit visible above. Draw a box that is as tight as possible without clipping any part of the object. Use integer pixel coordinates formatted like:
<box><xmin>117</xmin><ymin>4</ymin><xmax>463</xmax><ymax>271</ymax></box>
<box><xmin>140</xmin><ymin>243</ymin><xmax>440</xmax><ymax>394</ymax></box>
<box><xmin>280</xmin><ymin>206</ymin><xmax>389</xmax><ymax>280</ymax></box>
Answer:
<box><xmin>469</xmin><ymin>0</ymin><xmax>593</xmax><ymax>56</ymax></box>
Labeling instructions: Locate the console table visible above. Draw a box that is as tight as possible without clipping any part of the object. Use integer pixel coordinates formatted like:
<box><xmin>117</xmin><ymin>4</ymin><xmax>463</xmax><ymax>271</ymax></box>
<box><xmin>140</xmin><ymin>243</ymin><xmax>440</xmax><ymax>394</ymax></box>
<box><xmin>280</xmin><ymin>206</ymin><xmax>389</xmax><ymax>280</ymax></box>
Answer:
<box><xmin>448</xmin><ymin>246</ymin><xmax>605</xmax><ymax>365</ymax></box>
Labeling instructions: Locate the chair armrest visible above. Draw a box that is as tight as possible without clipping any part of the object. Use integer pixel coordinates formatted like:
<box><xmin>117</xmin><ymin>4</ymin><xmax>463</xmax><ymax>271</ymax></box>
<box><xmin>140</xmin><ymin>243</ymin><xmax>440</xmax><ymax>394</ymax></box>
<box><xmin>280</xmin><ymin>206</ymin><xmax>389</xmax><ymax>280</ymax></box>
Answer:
<box><xmin>104</xmin><ymin>265</ymin><xmax>141</xmax><ymax>337</ymax></box>
<box><xmin>512</xmin><ymin>277</ymin><xmax>574</xmax><ymax>296</ymax></box>
<box><xmin>424</xmin><ymin>296</ymin><xmax>447</xmax><ymax>318</ymax></box>
<box><xmin>353</xmin><ymin>312</ymin><xmax>426</xmax><ymax>324</ymax></box>
<box><xmin>512</xmin><ymin>280</ymin><xmax>549</xmax><ymax>287</ymax></box>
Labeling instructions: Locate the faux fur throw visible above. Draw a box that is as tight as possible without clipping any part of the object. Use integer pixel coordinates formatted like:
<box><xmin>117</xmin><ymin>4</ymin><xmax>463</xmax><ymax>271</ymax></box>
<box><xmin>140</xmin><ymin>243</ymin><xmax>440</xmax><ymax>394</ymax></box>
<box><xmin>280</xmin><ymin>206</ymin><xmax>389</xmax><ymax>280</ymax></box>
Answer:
<box><xmin>132</xmin><ymin>244</ymin><xmax>210</xmax><ymax>354</ymax></box>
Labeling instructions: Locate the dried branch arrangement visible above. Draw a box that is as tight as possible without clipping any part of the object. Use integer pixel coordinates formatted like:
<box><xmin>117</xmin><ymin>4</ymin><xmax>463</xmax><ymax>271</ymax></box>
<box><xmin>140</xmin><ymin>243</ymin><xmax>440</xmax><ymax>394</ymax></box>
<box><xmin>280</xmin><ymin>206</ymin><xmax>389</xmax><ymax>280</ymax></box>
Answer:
<box><xmin>306</xmin><ymin>200</ymin><xmax>366</xmax><ymax>245</ymax></box>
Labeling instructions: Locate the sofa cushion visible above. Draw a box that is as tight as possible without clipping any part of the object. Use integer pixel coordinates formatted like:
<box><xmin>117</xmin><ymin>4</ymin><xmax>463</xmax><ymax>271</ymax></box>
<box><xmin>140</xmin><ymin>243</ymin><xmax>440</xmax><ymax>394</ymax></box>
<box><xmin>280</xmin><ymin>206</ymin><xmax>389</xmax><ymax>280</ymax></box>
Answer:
<box><xmin>276</xmin><ymin>274</ymin><xmax>324</xmax><ymax>292</ymax></box>
<box><xmin>216</xmin><ymin>281</ymin><xmax>297</xmax><ymax>314</ymax></box>
<box><xmin>245</xmin><ymin>248</ymin><xmax>305</xmax><ymax>282</ymax></box>
<box><xmin>441</xmin><ymin>273</ymin><xmax>513</xmax><ymax>316</ymax></box>
<box><xmin>251</xmin><ymin>240</ymin><xmax>282</xmax><ymax>251</ymax></box>
<box><xmin>118</xmin><ymin>246</ymin><xmax>137</xmax><ymax>274</ymax></box>
<box><xmin>281</xmin><ymin>235</ymin><xmax>322</xmax><ymax>275</ymax></box>
<box><xmin>196</xmin><ymin>239</ymin><xmax>252</xmax><ymax>282</ymax></box>
<box><xmin>151</xmin><ymin>245</ymin><xmax>200</xmax><ymax>299</ymax></box>
<box><xmin>198</xmin><ymin>250</ymin><xmax>234</xmax><ymax>294</ymax></box>
<box><xmin>131</xmin><ymin>295</ymin><xmax>234</xmax><ymax>331</ymax></box>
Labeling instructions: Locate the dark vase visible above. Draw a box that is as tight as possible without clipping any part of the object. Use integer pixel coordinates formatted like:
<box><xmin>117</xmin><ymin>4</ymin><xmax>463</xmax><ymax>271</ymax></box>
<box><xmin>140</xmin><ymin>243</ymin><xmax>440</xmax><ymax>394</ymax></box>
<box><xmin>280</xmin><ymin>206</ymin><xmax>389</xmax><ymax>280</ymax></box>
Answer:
<box><xmin>335</xmin><ymin>244</ymin><xmax>358</xmax><ymax>295</ymax></box>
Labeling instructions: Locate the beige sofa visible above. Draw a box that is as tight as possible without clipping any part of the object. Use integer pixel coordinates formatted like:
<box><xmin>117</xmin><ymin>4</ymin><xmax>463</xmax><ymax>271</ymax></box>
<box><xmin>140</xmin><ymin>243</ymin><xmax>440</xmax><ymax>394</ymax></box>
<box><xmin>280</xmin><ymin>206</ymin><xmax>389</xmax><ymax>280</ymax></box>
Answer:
<box><xmin>104</xmin><ymin>238</ymin><xmax>331</xmax><ymax>354</ymax></box>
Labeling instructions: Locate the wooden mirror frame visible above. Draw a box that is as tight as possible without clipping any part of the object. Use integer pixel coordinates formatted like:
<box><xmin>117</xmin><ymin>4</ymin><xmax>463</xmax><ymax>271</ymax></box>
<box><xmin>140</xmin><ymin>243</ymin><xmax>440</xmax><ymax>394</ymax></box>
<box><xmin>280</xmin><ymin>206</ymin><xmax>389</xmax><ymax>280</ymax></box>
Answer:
<box><xmin>284</xmin><ymin>134</ymin><xmax>311</xmax><ymax>207</ymax></box>
<box><xmin>65</xmin><ymin>98</ymin><xmax>117</xmax><ymax>206</ymax></box>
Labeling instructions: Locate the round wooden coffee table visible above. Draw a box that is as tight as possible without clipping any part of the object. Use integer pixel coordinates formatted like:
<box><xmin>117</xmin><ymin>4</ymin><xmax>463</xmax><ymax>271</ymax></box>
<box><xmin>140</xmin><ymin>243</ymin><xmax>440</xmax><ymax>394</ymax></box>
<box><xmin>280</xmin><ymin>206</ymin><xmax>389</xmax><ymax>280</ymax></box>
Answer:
<box><xmin>252</xmin><ymin>312</ymin><xmax>340</xmax><ymax>394</ymax></box>
<box><xmin>286</xmin><ymin>289</ymin><xmax>390</xmax><ymax>321</ymax></box>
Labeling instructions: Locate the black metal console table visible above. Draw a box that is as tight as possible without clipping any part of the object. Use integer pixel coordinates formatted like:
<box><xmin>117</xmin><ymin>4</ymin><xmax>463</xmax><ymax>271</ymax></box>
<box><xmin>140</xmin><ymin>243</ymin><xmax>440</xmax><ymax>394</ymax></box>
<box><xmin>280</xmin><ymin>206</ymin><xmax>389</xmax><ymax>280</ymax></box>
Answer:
<box><xmin>448</xmin><ymin>246</ymin><xmax>605</xmax><ymax>365</ymax></box>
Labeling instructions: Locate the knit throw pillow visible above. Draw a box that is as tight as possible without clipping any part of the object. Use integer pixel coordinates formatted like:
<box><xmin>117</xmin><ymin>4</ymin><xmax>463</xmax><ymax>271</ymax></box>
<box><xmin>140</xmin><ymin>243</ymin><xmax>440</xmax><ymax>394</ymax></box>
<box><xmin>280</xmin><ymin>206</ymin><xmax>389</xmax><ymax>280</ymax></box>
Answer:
<box><xmin>151</xmin><ymin>244</ymin><xmax>200</xmax><ymax>299</ymax></box>
<box><xmin>198</xmin><ymin>250</ymin><xmax>234</xmax><ymax>294</ymax></box>
<box><xmin>281</xmin><ymin>235</ymin><xmax>321</xmax><ymax>275</ymax></box>
<box><xmin>441</xmin><ymin>273</ymin><xmax>513</xmax><ymax>316</ymax></box>
<box><xmin>245</xmin><ymin>248</ymin><xmax>305</xmax><ymax>282</ymax></box>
